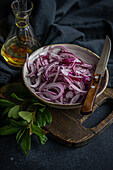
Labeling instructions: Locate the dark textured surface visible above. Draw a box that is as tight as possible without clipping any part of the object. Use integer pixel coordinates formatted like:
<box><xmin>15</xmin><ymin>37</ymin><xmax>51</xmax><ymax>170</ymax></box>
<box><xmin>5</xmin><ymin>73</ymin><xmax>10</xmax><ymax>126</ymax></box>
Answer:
<box><xmin>0</xmin><ymin>0</ymin><xmax>113</xmax><ymax>169</ymax></box>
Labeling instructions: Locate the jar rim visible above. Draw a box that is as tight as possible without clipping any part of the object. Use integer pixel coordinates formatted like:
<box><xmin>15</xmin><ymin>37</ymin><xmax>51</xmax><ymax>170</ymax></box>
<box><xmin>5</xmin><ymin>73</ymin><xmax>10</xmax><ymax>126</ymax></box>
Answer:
<box><xmin>11</xmin><ymin>0</ymin><xmax>33</xmax><ymax>13</ymax></box>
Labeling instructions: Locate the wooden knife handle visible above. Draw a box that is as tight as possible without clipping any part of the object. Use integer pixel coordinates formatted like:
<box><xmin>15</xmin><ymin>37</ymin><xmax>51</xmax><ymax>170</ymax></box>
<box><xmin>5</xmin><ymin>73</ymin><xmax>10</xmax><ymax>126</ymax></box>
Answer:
<box><xmin>81</xmin><ymin>73</ymin><xmax>101</xmax><ymax>115</ymax></box>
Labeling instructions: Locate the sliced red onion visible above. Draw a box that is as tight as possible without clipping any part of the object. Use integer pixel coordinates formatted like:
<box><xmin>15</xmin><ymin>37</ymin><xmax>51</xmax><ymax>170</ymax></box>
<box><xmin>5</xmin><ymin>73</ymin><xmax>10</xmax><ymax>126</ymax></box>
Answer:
<box><xmin>26</xmin><ymin>63</ymin><xmax>36</xmax><ymax>77</ymax></box>
<box><xmin>39</xmin><ymin>82</ymin><xmax>47</xmax><ymax>91</ymax></box>
<box><xmin>43</xmin><ymin>59</ymin><xmax>49</xmax><ymax>65</ymax></box>
<box><xmin>41</xmin><ymin>82</ymin><xmax>64</xmax><ymax>100</ymax></box>
<box><xmin>48</xmin><ymin>73</ymin><xmax>57</xmax><ymax>78</ymax></box>
<box><xmin>37</xmin><ymin>67</ymin><xmax>45</xmax><ymax>76</ymax></box>
<box><xmin>48</xmin><ymin>45</ymin><xmax>70</xmax><ymax>54</ymax></box>
<box><xmin>26</xmin><ymin>54</ymin><xmax>31</xmax><ymax>72</ymax></box>
<box><xmin>69</xmin><ymin>74</ymin><xmax>84</xmax><ymax>80</ymax></box>
<box><xmin>66</xmin><ymin>91</ymin><xmax>74</xmax><ymax>98</ymax></box>
<box><xmin>76</xmin><ymin>63</ymin><xmax>92</xmax><ymax>69</ymax></box>
<box><xmin>30</xmin><ymin>76</ymin><xmax>41</xmax><ymax>88</ymax></box>
<box><xmin>61</xmin><ymin>67</ymin><xmax>71</xmax><ymax>76</ymax></box>
<box><xmin>64</xmin><ymin>76</ymin><xmax>86</xmax><ymax>93</ymax></box>
<box><xmin>70</xmin><ymin>94</ymin><xmax>81</xmax><ymax>104</ymax></box>
<box><xmin>26</xmin><ymin>45</ymin><xmax>93</xmax><ymax>104</ymax></box>
<box><xmin>74</xmin><ymin>80</ymin><xmax>85</xmax><ymax>90</ymax></box>
<box><xmin>44</xmin><ymin>89</ymin><xmax>57</xmax><ymax>95</ymax></box>
<box><xmin>45</xmin><ymin>61</ymin><xmax>59</xmax><ymax>79</ymax></box>
<box><xmin>50</xmin><ymin>52</ymin><xmax>62</xmax><ymax>61</ymax></box>
<box><xmin>53</xmin><ymin>66</ymin><xmax>60</xmax><ymax>82</ymax></box>
<box><xmin>60</xmin><ymin>95</ymin><xmax>63</xmax><ymax>104</ymax></box>
<box><xmin>59</xmin><ymin>51</ymin><xmax>82</xmax><ymax>63</ymax></box>
<box><xmin>36</xmin><ymin>92</ymin><xmax>52</xmax><ymax>101</ymax></box>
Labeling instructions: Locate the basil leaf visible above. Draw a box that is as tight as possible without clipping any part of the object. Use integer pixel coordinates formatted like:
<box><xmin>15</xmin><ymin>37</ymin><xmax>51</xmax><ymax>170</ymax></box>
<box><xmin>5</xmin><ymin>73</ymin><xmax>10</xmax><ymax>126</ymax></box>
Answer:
<box><xmin>18</xmin><ymin>111</ymin><xmax>33</xmax><ymax>123</ymax></box>
<box><xmin>8</xmin><ymin>105</ymin><xmax>20</xmax><ymax>119</ymax></box>
<box><xmin>17</xmin><ymin>120</ymin><xmax>28</xmax><ymax>126</ymax></box>
<box><xmin>0</xmin><ymin>125</ymin><xmax>20</xmax><ymax>135</ymax></box>
<box><xmin>46</xmin><ymin>110</ymin><xmax>52</xmax><ymax>123</ymax></box>
<box><xmin>32</xmin><ymin>102</ymin><xmax>45</xmax><ymax>107</ymax></box>
<box><xmin>31</xmin><ymin>123</ymin><xmax>47</xmax><ymax>145</ymax></box>
<box><xmin>21</xmin><ymin>128</ymin><xmax>31</xmax><ymax>156</ymax></box>
<box><xmin>10</xmin><ymin>119</ymin><xmax>27</xmax><ymax>128</ymax></box>
<box><xmin>39</xmin><ymin>135</ymin><xmax>48</xmax><ymax>145</ymax></box>
<box><xmin>39</xmin><ymin>107</ymin><xmax>46</xmax><ymax>112</ymax></box>
<box><xmin>0</xmin><ymin>99</ymin><xmax>15</xmax><ymax>107</ymax></box>
<box><xmin>36</xmin><ymin>109</ymin><xmax>52</xmax><ymax>127</ymax></box>
<box><xmin>42</xmin><ymin>118</ymin><xmax>46</xmax><ymax>127</ymax></box>
<box><xmin>36</xmin><ymin>111</ymin><xmax>43</xmax><ymax>127</ymax></box>
<box><xmin>16</xmin><ymin>128</ymin><xmax>26</xmax><ymax>143</ymax></box>
<box><xmin>31</xmin><ymin>123</ymin><xmax>46</xmax><ymax>137</ymax></box>
<box><xmin>44</xmin><ymin>114</ymin><xmax>50</xmax><ymax>124</ymax></box>
<box><xmin>11</xmin><ymin>93</ymin><xmax>26</xmax><ymax>101</ymax></box>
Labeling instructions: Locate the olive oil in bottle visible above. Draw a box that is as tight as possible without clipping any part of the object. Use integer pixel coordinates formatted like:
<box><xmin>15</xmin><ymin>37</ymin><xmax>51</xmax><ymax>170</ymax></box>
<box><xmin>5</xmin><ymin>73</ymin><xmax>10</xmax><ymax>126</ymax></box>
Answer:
<box><xmin>1</xmin><ymin>0</ymin><xmax>40</xmax><ymax>67</ymax></box>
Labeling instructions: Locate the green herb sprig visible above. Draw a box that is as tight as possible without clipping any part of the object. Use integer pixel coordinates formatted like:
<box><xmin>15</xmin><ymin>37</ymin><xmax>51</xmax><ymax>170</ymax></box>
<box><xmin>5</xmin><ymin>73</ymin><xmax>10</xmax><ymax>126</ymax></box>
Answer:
<box><xmin>0</xmin><ymin>82</ymin><xmax>52</xmax><ymax>156</ymax></box>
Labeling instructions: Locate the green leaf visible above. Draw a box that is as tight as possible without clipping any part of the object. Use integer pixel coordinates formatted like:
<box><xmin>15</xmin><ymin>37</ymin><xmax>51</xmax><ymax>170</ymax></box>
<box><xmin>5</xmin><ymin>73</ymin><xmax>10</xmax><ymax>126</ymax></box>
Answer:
<box><xmin>11</xmin><ymin>93</ymin><xmax>26</xmax><ymax>101</ymax></box>
<box><xmin>36</xmin><ymin>109</ymin><xmax>52</xmax><ymax>127</ymax></box>
<box><xmin>44</xmin><ymin>114</ymin><xmax>50</xmax><ymax>124</ymax></box>
<box><xmin>31</xmin><ymin>123</ymin><xmax>46</xmax><ymax>137</ymax></box>
<box><xmin>32</xmin><ymin>102</ymin><xmax>45</xmax><ymax>107</ymax></box>
<box><xmin>0</xmin><ymin>125</ymin><xmax>20</xmax><ymax>135</ymax></box>
<box><xmin>42</xmin><ymin>118</ymin><xmax>46</xmax><ymax>127</ymax></box>
<box><xmin>9</xmin><ymin>119</ymin><xmax>27</xmax><ymax>128</ymax></box>
<box><xmin>31</xmin><ymin>123</ymin><xmax>48</xmax><ymax>145</ymax></box>
<box><xmin>2</xmin><ymin>107</ymin><xmax>11</xmax><ymax>117</ymax></box>
<box><xmin>17</xmin><ymin>120</ymin><xmax>28</xmax><ymax>126</ymax></box>
<box><xmin>39</xmin><ymin>107</ymin><xmax>46</xmax><ymax>112</ymax></box>
<box><xmin>8</xmin><ymin>105</ymin><xmax>20</xmax><ymax>119</ymax></box>
<box><xmin>0</xmin><ymin>99</ymin><xmax>15</xmax><ymax>107</ymax></box>
<box><xmin>36</xmin><ymin>111</ymin><xmax>43</xmax><ymax>127</ymax></box>
<box><xmin>21</xmin><ymin>128</ymin><xmax>31</xmax><ymax>156</ymax></box>
<box><xmin>39</xmin><ymin>135</ymin><xmax>48</xmax><ymax>145</ymax></box>
<box><xmin>18</xmin><ymin>111</ymin><xmax>33</xmax><ymax>123</ymax></box>
<box><xmin>16</xmin><ymin>128</ymin><xmax>26</xmax><ymax>143</ymax></box>
<box><xmin>46</xmin><ymin>110</ymin><xmax>52</xmax><ymax>123</ymax></box>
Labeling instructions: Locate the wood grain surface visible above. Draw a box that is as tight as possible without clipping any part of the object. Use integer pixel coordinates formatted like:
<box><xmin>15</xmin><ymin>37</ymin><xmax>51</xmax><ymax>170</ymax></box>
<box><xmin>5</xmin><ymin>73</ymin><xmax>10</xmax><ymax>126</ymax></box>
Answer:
<box><xmin>45</xmin><ymin>87</ymin><xmax>113</xmax><ymax>147</ymax></box>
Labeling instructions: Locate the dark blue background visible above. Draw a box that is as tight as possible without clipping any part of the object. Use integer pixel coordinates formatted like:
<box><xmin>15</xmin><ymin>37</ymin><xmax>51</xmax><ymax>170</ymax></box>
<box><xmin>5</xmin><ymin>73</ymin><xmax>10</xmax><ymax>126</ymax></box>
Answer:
<box><xmin>0</xmin><ymin>0</ymin><xmax>113</xmax><ymax>169</ymax></box>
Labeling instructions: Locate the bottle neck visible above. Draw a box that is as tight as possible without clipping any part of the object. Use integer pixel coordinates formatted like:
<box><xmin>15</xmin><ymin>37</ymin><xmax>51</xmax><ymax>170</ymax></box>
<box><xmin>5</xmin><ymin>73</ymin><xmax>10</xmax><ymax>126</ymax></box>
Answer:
<box><xmin>15</xmin><ymin>13</ymin><xmax>29</xmax><ymax>28</ymax></box>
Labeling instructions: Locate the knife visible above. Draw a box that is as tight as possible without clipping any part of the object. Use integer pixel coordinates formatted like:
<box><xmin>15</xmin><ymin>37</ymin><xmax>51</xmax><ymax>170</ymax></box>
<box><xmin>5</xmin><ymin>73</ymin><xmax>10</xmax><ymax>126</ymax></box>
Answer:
<box><xmin>81</xmin><ymin>35</ymin><xmax>111</xmax><ymax>115</ymax></box>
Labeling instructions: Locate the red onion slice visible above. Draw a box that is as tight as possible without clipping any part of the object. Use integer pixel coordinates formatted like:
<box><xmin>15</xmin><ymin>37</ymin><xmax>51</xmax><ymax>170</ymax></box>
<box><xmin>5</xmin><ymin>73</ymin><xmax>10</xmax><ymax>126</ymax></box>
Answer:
<box><xmin>45</xmin><ymin>61</ymin><xmax>59</xmax><ymax>79</ymax></box>
<box><xmin>41</xmin><ymin>82</ymin><xmax>64</xmax><ymax>100</ymax></box>
<box><xmin>70</xmin><ymin>94</ymin><xmax>81</xmax><ymax>104</ymax></box>
<box><xmin>30</xmin><ymin>76</ymin><xmax>41</xmax><ymax>88</ymax></box>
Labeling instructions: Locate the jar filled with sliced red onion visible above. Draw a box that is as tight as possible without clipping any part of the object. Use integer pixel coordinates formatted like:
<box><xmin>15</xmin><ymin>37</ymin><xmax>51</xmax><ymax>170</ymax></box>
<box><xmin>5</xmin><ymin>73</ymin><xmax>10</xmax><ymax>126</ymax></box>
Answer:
<box><xmin>26</xmin><ymin>45</ymin><xmax>94</xmax><ymax>104</ymax></box>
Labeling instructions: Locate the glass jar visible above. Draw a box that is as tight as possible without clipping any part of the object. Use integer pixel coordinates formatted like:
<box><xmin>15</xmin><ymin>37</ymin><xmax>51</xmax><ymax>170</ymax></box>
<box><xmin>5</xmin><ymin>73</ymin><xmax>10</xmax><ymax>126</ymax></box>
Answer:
<box><xmin>1</xmin><ymin>0</ymin><xmax>41</xmax><ymax>67</ymax></box>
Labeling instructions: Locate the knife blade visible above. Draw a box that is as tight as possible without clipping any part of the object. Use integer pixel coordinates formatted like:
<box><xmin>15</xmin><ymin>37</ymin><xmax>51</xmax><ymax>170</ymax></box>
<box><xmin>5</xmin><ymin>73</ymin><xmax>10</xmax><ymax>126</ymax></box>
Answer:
<box><xmin>81</xmin><ymin>35</ymin><xmax>111</xmax><ymax>115</ymax></box>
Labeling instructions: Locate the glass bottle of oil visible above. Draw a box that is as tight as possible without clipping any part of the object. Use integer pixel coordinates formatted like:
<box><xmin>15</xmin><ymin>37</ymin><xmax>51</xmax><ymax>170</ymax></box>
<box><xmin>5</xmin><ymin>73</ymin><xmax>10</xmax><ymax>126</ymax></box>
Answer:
<box><xmin>1</xmin><ymin>0</ymin><xmax>41</xmax><ymax>67</ymax></box>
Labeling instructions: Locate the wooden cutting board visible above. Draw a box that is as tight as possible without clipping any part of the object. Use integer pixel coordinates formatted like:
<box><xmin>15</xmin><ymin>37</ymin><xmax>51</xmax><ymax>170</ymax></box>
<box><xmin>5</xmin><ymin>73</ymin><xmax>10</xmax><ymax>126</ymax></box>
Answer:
<box><xmin>45</xmin><ymin>87</ymin><xmax>113</xmax><ymax>147</ymax></box>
